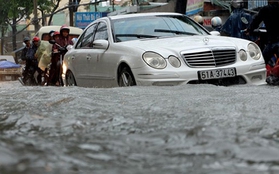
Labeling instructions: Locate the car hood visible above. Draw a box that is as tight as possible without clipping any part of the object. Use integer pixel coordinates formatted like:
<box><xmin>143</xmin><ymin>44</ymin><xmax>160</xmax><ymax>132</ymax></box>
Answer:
<box><xmin>119</xmin><ymin>35</ymin><xmax>247</xmax><ymax>53</ymax></box>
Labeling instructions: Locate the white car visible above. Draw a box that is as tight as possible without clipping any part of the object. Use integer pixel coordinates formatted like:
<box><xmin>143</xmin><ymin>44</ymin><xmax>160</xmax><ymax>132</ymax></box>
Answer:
<box><xmin>63</xmin><ymin>12</ymin><xmax>266</xmax><ymax>87</ymax></box>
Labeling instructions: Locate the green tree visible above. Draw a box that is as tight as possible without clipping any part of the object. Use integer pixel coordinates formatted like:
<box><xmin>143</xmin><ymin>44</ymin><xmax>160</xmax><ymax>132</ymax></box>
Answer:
<box><xmin>0</xmin><ymin>0</ymin><xmax>33</xmax><ymax>52</ymax></box>
<box><xmin>0</xmin><ymin>0</ymin><xmax>62</xmax><ymax>54</ymax></box>
<box><xmin>0</xmin><ymin>1</ymin><xmax>9</xmax><ymax>54</ymax></box>
<box><xmin>37</xmin><ymin>0</ymin><xmax>62</xmax><ymax>26</ymax></box>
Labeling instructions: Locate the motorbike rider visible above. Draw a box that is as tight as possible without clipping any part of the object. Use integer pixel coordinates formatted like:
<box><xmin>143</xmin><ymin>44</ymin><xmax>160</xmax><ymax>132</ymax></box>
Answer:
<box><xmin>53</xmin><ymin>31</ymin><xmax>60</xmax><ymax>41</ymax></box>
<box><xmin>245</xmin><ymin>1</ymin><xmax>279</xmax><ymax>85</ymax></box>
<box><xmin>32</xmin><ymin>36</ymin><xmax>42</xmax><ymax>84</ymax></box>
<box><xmin>48</xmin><ymin>25</ymin><xmax>73</xmax><ymax>86</ymax></box>
<box><xmin>220</xmin><ymin>0</ymin><xmax>255</xmax><ymax>41</ymax></box>
<box><xmin>245</xmin><ymin>1</ymin><xmax>279</xmax><ymax>65</ymax></box>
<box><xmin>193</xmin><ymin>15</ymin><xmax>204</xmax><ymax>25</ymax></box>
<box><xmin>20</xmin><ymin>37</ymin><xmax>31</xmax><ymax>61</ymax></box>
<box><xmin>35</xmin><ymin>30</ymin><xmax>58</xmax><ymax>85</ymax></box>
<box><xmin>19</xmin><ymin>36</ymin><xmax>40</xmax><ymax>85</ymax></box>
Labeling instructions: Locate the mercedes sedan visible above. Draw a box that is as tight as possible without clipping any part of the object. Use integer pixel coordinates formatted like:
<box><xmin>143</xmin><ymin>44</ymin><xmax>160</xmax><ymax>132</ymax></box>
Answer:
<box><xmin>62</xmin><ymin>12</ymin><xmax>266</xmax><ymax>87</ymax></box>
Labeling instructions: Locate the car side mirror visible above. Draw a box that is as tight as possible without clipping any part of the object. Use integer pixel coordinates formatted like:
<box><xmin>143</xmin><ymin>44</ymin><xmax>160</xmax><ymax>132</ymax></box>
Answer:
<box><xmin>93</xmin><ymin>40</ymin><xmax>109</xmax><ymax>50</ymax></box>
<box><xmin>210</xmin><ymin>31</ymin><xmax>220</xmax><ymax>36</ymax></box>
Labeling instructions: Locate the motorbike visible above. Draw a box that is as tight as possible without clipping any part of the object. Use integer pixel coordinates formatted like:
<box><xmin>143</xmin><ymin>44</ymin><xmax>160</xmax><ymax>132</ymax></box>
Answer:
<box><xmin>18</xmin><ymin>62</ymin><xmax>42</xmax><ymax>86</ymax></box>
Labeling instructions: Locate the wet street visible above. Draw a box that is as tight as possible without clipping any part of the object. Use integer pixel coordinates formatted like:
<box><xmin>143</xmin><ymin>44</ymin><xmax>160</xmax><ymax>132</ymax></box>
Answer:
<box><xmin>1</xmin><ymin>81</ymin><xmax>279</xmax><ymax>174</ymax></box>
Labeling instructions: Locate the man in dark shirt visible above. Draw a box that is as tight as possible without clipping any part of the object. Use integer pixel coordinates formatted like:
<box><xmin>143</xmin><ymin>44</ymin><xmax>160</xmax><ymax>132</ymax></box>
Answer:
<box><xmin>19</xmin><ymin>36</ymin><xmax>41</xmax><ymax>85</ymax></box>
<box><xmin>221</xmin><ymin>0</ymin><xmax>254</xmax><ymax>41</ymax></box>
<box><xmin>246</xmin><ymin>1</ymin><xmax>279</xmax><ymax>64</ymax></box>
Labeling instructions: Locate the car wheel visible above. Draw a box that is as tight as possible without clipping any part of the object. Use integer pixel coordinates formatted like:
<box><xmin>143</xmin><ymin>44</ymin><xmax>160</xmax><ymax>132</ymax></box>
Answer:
<box><xmin>66</xmin><ymin>71</ymin><xmax>77</xmax><ymax>86</ymax></box>
<box><xmin>118</xmin><ymin>67</ymin><xmax>136</xmax><ymax>87</ymax></box>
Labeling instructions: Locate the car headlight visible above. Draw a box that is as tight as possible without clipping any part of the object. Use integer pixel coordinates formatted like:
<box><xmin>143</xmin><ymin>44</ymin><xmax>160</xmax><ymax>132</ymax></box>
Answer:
<box><xmin>248</xmin><ymin>42</ymin><xmax>261</xmax><ymax>60</ymax></box>
<box><xmin>168</xmin><ymin>56</ymin><xmax>181</xmax><ymax>68</ymax></box>
<box><xmin>62</xmin><ymin>63</ymin><xmax>67</xmax><ymax>74</ymax></box>
<box><xmin>239</xmin><ymin>49</ymin><xmax>247</xmax><ymax>61</ymax></box>
<box><xmin>142</xmin><ymin>52</ymin><xmax>167</xmax><ymax>69</ymax></box>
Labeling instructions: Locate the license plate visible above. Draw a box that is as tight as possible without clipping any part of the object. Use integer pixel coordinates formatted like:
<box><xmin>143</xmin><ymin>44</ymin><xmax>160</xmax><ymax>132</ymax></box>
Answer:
<box><xmin>198</xmin><ymin>68</ymin><xmax>236</xmax><ymax>80</ymax></box>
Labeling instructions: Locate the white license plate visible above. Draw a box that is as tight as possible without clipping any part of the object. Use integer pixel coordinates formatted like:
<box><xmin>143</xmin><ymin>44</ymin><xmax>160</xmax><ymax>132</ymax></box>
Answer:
<box><xmin>198</xmin><ymin>68</ymin><xmax>236</xmax><ymax>80</ymax></box>
<box><xmin>5</xmin><ymin>76</ymin><xmax>12</xmax><ymax>80</ymax></box>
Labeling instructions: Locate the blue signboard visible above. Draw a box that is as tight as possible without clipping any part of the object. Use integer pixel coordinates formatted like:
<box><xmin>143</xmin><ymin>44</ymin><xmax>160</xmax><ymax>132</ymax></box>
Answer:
<box><xmin>75</xmin><ymin>12</ymin><xmax>107</xmax><ymax>29</ymax></box>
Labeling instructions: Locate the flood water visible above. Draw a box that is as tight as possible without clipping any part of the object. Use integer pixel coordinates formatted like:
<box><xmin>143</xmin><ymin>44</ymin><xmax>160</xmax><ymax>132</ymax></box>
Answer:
<box><xmin>1</xmin><ymin>81</ymin><xmax>279</xmax><ymax>174</ymax></box>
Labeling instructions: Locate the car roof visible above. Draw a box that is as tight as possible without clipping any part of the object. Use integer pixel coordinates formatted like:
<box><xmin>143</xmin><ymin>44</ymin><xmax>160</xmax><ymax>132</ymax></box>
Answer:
<box><xmin>35</xmin><ymin>26</ymin><xmax>83</xmax><ymax>40</ymax></box>
<box><xmin>37</xmin><ymin>26</ymin><xmax>83</xmax><ymax>33</ymax></box>
<box><xmin>107</xmin><ymin>12</ymin><xmax>183</xmax><ymax>20</ymax></box>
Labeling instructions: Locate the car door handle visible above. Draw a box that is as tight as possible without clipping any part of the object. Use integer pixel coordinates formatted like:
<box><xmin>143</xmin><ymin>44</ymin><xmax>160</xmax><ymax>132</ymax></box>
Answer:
<box><xmin>86</xmin><ymin>55</ymin><xmax>91</xmax><ymax>60</ymax></box>
<box><xmin>71</xmin><ymin>56</ymin><xmax>75</xmax><ymax>60</ymax></box>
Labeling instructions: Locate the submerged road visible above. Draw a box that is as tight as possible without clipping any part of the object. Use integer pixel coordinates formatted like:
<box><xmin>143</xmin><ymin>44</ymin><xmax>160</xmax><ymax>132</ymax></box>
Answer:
<box><xmin>0</xmin><ymin>81</ymin><xmax>279</xmax><ymax>174</ymax></box>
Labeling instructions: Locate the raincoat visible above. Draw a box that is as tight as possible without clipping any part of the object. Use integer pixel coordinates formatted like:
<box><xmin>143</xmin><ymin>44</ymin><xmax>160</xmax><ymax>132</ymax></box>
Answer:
<box><xmin>35</xmin><ymin>40</ymin><xmax>52</xmax><ymax>71</ymax></box>
<box><xmin>221</xmin><ymin>8</ymin><xmax>254</xmax><ymax>41</ymax></box>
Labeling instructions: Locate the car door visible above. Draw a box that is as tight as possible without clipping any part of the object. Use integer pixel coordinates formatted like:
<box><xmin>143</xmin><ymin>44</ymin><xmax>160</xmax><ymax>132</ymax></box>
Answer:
<box><xmin>70</xmin><ymin>23</ymin><xmax>97</xmax><ymax>86</ymax></box>
<box><xmin>87</xmin><ymin>21</ymin><xmax>112</xmax><ymax>87</ymax></box>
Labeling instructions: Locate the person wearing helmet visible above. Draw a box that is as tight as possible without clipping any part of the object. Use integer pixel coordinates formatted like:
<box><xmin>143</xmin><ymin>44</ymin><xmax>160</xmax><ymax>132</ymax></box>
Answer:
<box><xmin>211</xmin><ymin>16</ymin><xmax>223</xmax><ymax>32</ymax></box>
<box><xmin>23</xmin><ymin>37</ymin><xmax>31</xmax><ymax>44</ymax></box>
<box><xmin>245</xmin><ymin>1</ymin><xmax>279</xmax><ymax>85</ymax></box>
<box><xmin>48</xmin><ymin>25</ymin><xmax>73</xmax><ymax>86</ymax></box>
<box><xmin>19</xmin><ymin>36</ymin><xmax>41</xmax><ymax>85</ymax></box>
<box><xmin>33</xmin><ymin>36</ymin><xmax>40</xmax><ymax>42</ymax></box>
<box><xmin>220</xmin><ymin>0</ymin><xmax>254</xmax><ymax>41</ymax></box>
<box><xmin>19</xmin><ymin>37</ymin><xmax>31</xmax><ymax>85</ymax></box>
<box><xmin>31</xmin><ymin>36</ymin><xmax>43</xmax><ymax>84</ymax></box>
<box><xmin>49</xmin><ymin>30</ymin><xmax>55</xmax><ymax>38</ymax></box>
<box><xmin>193</xmin><ymin>15</ymin><xmax>204</xmax><ymax>25</ymax></box>
<box><xmin>21</xmin><ymin>37</ymin><xmax>31</xmax><ymax>60</ymax></box>
<box><xmin>59</xmin><ymin>25</ymin><xmax>71</xmax><ymax>40</ymax></box>
<box><xmin>32</xmin><ymin>36</ymin><xmax>40</xmax><ymax>49</ymax></box>
<box><xmin>53</xmin><ymin>31</ymin><xmax>60</xmax><ymax>41</ymax></box>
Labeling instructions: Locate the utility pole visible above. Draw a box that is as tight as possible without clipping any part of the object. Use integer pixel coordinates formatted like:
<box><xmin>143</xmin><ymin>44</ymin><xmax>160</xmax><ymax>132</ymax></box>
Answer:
<box><xmin>175</xmin><ymin>0</ymin><xmax>187</xmax><ymax>14</ymax></box>
<box><xmin>33</xmin><ymin>0</ymin><xmax>40</xmax><ymax>33</ymax></box>
<box><xmin>69</xmin><ymin>0</ymin><xmax>74</xmax><ymax>26</ymax></box>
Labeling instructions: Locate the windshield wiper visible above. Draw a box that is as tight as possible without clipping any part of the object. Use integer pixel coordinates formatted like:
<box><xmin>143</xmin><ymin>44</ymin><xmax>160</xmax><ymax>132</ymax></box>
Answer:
<box><xmin>115</xmin><ymin>34</ymin><xmax>158</xmax><ymax>39</ymax></box>
<box><xmin>154</xmin><ymin>29</ymin><xmax>198</xmax><ymax>35</ymax></box>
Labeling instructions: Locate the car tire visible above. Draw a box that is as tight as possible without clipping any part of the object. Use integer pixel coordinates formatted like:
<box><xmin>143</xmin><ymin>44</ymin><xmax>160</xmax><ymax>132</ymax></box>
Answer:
<box><xmin>118</xmin><ymin>67</ymin><xmax>136</xmax><ymax>87</ymax></box>
<box><xmin>66</xmin><ymin>71</ymin><xmax>77</xmax><ymax>86</ymax></box>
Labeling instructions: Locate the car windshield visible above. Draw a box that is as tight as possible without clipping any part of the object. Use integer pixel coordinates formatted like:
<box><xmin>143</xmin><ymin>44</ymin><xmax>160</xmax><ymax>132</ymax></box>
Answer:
<box><xmin>112</xmin><ymin>15</ymin><xmax>209</xmax><ymax>42</ymax></box>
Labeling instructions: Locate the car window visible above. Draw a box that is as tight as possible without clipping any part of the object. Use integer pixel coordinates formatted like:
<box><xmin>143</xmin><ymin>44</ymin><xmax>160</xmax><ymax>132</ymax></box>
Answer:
<box><xmin>112</xmin><ymin>15</ymin><xmax>209</xmax><ymax>42</ymax></box>
<box><xmin>94</xmin><ymin>22</ymin><xmax>108</xmax><ymax>41</ymax></box>
<box><xmin>76</xmin><ymin>23</ymin><xmax>97</xmax><ymax>49</ymax></box>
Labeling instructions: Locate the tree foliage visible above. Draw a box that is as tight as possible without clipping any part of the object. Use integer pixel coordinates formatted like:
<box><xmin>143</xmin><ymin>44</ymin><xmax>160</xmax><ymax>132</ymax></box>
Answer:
<box><xmin>37</xmin><ymin>0</ymin><xmax>62</xmax><ymax>26</ymax></box>
<box><xmin>0</xmin><ymin>0</ymin><xmax>62</xmax><ymax>52</ymax></box>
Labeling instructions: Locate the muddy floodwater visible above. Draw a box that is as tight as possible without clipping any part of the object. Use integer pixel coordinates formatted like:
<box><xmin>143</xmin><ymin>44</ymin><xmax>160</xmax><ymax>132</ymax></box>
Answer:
<box><xmin>1</xmin><ymin>81</ymin><xmax>279</xmax><ymax>174</ymax></box>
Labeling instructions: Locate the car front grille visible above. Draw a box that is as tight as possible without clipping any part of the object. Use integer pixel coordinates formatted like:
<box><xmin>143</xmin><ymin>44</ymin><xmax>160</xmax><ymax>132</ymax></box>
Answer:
<box><xmin>182</xmin><ymin>48</ymin><xmax>236</xmax><ymax>68</ymax></box>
